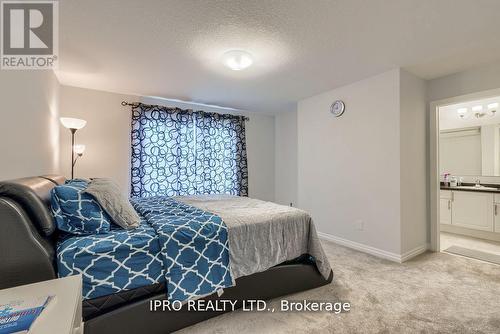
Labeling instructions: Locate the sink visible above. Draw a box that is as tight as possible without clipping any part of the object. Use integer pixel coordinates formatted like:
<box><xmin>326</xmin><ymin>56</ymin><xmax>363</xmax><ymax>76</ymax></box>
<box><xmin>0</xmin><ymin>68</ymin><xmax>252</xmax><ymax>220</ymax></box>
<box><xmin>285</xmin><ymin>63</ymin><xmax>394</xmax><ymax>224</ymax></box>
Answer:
<box><xmin>454</xmin><ymin>185</ymin><xmax>499</xmax><ymax>191</ymax></box>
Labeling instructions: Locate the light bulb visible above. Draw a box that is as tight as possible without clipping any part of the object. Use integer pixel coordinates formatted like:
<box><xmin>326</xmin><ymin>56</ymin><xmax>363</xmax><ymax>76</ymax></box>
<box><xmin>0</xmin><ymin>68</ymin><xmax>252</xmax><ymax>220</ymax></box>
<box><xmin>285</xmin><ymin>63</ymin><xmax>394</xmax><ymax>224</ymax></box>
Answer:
<box><xmin>73</xmin><ymin>144</ymin><xmax>86</xmax><ymax>155</ymax></box>
<box><xmin>472</xmin><ymin>105</ymin><xmax>483</xmax><ymax>112</ymax></box>
<box><xmin>222</xmin><ymin>50</ymin><xmax>253</xmax><ymax>71</ymax></box>
<box><xmin>488</xmin><ymin>103</ymin><xmax>499</xmax><ymax>109</ymax></box>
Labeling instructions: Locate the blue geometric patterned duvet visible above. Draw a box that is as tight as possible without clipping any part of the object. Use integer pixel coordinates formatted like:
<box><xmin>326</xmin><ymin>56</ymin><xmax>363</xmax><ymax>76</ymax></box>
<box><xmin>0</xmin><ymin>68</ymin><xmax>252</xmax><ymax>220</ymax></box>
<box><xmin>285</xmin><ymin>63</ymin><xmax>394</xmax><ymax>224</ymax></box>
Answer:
<box><xmin>57</xmin><ymin>197</ymin><xmax>233</xmax><ymax>301</ymax></box>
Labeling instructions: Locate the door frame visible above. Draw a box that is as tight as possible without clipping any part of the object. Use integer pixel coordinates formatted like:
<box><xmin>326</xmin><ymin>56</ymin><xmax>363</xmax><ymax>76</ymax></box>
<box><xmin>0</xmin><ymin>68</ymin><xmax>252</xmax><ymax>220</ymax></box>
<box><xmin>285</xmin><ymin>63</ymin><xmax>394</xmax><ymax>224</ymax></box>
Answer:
<box><xmin>430</xmin><ymin>87</ymin><xmax>500</xmax><ymax>251</ymax></box>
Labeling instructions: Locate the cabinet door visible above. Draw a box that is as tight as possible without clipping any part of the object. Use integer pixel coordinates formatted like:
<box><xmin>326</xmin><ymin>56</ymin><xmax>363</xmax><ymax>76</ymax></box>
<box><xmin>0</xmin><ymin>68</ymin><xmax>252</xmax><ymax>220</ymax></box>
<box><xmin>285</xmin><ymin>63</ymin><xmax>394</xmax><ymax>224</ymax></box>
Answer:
<box><xmin>494</xmin><ymin>203</ymin><xmax>500</xmax><ymax>232</ymax></box>
<box><xmin>440</xmin><ymin>198</ymin><xmax>452</xmax><ymax>225</ymax></box>
<box><xmin>452</xmin><ymin>192</ymin><xmax>494</xmax><ymax>231</ymax></box>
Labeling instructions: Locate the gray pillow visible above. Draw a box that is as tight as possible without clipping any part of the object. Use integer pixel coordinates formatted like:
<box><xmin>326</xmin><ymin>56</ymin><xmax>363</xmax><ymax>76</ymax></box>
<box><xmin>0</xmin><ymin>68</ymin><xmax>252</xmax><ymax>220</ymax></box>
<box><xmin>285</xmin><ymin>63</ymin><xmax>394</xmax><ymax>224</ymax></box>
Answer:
<box><xmin>85</xmin><ymin>178</ymin><xmax>140</xmax><ymax>229</ymax></box>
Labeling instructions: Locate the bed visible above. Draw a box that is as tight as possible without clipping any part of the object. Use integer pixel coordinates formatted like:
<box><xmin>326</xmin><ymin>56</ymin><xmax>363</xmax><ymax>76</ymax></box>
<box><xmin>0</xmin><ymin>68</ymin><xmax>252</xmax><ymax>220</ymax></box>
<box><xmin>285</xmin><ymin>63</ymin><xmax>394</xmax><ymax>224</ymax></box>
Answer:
<box><xmin>0</xmin><ymin>176</ymin><xmax>333</xmax><ymax>334</ymax></box>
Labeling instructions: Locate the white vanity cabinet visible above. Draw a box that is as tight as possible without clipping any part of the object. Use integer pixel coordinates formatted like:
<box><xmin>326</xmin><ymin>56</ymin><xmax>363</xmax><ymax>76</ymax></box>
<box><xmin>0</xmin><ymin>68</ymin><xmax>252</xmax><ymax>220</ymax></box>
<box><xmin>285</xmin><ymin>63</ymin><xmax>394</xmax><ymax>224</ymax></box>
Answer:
<box><xmin>439</xmin><ymin>190</ymin><xmax>494</xmax><ymax>232</ymax></box>
<box><xmin>440</xmin><ymin>190</ymin><xmax>452</xmax><ymax>225</ymax></box>
<box><xmin>451</xmin><ymin>191</ymin><xmax>494</xmax><ymax>231</ymax></box>
<box><xmin>441</xmin><ymin>189</ymin><xmax>500</xmax><ymax>233</ymax></box>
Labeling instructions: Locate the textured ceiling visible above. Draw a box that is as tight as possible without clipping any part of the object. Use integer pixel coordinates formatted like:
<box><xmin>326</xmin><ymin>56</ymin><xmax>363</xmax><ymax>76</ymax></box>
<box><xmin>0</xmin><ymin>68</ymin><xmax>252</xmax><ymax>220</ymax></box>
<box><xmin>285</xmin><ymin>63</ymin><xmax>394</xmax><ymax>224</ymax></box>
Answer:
<box><xmin>58</xmin><ymin>0</ymin><xmax>500</xmax><ymax>113</ymax></box>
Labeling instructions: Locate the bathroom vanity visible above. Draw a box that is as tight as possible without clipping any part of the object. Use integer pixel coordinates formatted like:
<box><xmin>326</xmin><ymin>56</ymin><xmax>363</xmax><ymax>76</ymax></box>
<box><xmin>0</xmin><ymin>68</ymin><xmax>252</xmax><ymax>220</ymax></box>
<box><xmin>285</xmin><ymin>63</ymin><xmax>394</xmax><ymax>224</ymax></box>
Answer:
<box><xmin>440</xmin><ymin>185</ymin><xmax>500</xmax><ymax>238</ymax></box>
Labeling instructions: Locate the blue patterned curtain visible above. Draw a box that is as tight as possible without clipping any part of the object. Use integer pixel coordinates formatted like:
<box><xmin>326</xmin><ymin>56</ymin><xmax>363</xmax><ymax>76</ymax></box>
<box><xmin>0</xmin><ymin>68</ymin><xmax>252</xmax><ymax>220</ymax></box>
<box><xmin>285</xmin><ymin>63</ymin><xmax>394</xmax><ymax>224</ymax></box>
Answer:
<box><xmin>130</xmin><ymin>103</ymin><xmax>248</xmax><ymax>198</ymax></box>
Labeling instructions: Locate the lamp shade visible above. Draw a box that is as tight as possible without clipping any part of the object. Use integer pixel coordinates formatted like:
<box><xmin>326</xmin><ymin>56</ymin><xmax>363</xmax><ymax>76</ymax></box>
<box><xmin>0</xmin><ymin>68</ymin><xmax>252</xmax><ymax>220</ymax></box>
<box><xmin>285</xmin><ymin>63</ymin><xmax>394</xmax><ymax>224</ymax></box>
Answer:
<box><xmin>73</xmin><ymin>144</ymin><xmax>86</xmax><ymax>155</ymax></box>
<box><xmin>60</xmin><ymin>117</ymin><xmax>87</xmax><ymax>130</ymax></box>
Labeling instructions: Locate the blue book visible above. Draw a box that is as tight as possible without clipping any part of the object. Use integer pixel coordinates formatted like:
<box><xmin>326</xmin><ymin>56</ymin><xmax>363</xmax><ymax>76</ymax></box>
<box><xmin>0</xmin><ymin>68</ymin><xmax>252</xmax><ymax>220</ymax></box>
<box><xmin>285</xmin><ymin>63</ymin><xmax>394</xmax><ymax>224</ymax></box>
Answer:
<box><xmin>0</xmin><ymin>296</ymin><xmax>53</xmax><ymax>334</ymax></box>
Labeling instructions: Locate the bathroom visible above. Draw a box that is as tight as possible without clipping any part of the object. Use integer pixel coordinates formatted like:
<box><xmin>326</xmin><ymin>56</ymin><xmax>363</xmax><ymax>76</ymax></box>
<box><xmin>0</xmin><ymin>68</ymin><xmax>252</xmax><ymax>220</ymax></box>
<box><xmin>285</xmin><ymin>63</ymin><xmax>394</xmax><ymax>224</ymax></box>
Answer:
<box><xmin>439</xmin><ymin>95</ymin><xmax>500</xmax><ymax>262</ymax></box>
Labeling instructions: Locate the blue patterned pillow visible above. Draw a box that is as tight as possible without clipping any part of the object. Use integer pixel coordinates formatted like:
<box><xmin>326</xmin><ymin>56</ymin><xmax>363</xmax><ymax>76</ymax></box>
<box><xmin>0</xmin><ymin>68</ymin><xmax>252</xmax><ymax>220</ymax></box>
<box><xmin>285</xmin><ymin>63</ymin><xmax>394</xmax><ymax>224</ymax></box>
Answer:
<box><xmin>51</xmin><ymin>179</ymin><xmax>112</xmax><ymax>235</ymax></box>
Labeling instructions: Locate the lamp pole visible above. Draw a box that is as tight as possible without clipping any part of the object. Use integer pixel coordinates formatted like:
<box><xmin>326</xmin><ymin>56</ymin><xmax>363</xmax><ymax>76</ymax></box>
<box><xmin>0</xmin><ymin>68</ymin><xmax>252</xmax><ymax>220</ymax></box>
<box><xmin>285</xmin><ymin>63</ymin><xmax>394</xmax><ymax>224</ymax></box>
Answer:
<box><xmin>71</xmin><ymin>128</ymin><xmax>76</xmax><ymax>179</ymax></box>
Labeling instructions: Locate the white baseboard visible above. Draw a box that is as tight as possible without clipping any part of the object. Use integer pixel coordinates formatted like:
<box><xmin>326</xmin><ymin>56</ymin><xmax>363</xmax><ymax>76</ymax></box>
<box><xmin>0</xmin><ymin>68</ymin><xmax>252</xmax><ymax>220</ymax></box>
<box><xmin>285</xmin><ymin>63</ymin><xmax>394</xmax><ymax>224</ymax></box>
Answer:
<box><xmin>400</xmin><ymin>244</ymin><xmax>428</xmax><ymax>262</ymax></box>
<box><xmin>318</xmin><ymin>231</ymin><xmax>427</xmax><ymax>263</ymax></box>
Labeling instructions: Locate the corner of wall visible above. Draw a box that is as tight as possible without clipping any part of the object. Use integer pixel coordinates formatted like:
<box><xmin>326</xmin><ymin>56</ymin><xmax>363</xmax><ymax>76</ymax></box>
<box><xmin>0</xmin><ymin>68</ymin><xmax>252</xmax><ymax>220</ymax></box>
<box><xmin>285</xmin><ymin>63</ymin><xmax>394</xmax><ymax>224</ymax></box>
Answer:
<box><xmin>399</xmin><ymin>70</ymin><xmax>428</xmax><ymax>254</ymax></box>
<box><xmin>274</xmin><ymin>110</ymin><xmax>298</xmax><ymax>206</ymax></box>
<box><xmin>0</xmin><ymin>70</ymin><xmax>61</xmax><ymax>180</ymax></box>
<box><xmin>51</xmin><ymin>70</ymin><xmax>62</xmax><ymax>175</ymax></box>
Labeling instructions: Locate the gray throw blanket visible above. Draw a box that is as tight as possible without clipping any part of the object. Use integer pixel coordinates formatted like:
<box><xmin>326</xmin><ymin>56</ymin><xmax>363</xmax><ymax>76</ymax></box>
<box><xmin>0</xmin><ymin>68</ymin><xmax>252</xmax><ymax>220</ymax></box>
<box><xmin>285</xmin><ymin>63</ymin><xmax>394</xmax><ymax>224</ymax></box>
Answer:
<box><xmin>175</xmin><ymin>195</ymin><xmax>332</xmax><ymax>280</ymax></box>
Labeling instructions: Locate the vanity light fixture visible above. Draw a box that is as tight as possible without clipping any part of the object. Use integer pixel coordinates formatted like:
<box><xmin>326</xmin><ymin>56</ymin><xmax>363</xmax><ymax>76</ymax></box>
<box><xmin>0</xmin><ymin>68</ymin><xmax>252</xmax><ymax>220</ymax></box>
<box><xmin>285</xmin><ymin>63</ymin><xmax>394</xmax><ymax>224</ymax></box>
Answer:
<box><xmin>471</xmin><ymin>105</ymin><xmax>487</xmax><ymax>119</ymax></box>
<box><xmin>486</xmin><ymin>102</ymin><xmax>498</xmax><ymax>117</ymax></box>
<box><xmin>457</xmin><ymin>108</ymin><xmax>467</xmax><ymax>118</ymax></box>
<box><xmin>222</xmin><ymin>50</ymin><xmax>253</xmax><ymax>71</ymax></box>
<box><xmin>60</xmin><ymin>117</ymin><xmax>87</xmax><ymax>179</ymax></box>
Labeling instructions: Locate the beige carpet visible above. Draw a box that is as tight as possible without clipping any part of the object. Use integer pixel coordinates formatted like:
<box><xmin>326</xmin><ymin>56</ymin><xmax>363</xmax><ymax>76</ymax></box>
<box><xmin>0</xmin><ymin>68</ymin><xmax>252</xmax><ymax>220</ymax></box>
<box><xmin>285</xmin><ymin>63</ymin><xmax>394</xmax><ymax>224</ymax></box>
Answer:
<box><xmin>177</xmin><ymin>239</ymin><xmax>500</xmax><ymax>333</ymax></box>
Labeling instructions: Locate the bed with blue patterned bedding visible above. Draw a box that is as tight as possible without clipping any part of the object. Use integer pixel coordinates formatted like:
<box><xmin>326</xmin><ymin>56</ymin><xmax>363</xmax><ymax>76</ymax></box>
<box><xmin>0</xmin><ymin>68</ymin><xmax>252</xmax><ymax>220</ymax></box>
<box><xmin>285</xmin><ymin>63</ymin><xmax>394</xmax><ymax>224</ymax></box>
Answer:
<box><xmin>57</xmin><ymin>196</ymin><xmax>233</xmax><ymax>301</ymax></box>
<box><xmin>57</xmin><ymin>223</ymin><xmax>164</xmax><ymax>300</ymax></box>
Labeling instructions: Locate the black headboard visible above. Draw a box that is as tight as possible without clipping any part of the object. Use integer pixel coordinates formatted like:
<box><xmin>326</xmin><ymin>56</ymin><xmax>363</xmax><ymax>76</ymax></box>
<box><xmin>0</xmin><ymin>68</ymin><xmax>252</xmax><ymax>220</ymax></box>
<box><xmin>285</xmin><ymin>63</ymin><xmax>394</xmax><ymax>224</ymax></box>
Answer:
<box><xmin>0</xmin><ymin>175</ymin><xmax>65</xmax><ymax>289</ymax></box>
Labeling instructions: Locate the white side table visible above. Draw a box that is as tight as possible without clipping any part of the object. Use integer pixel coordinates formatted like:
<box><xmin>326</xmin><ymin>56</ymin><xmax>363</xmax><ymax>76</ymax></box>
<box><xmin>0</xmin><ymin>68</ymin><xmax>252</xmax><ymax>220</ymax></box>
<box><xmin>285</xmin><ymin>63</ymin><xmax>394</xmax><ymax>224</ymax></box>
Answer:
<box><xmin>0</xmin><ymin>275</ymin><xmax>83</xmax><ymax>334</ymax></box>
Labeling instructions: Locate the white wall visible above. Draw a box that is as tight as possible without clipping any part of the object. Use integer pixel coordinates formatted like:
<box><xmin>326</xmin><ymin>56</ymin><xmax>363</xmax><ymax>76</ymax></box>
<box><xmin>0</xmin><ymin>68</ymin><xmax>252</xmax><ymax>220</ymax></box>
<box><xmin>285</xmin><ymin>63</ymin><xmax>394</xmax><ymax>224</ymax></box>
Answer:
<box><xmin>0</xmin><ymin>71</ymin><xmax>60</xmax><ymax>180</ymax></box>
<box><xmin>399</xmin><ymin>70</ymin><xmax>427</xmax><ymax>254</ymax></box>
<box><xmin>246</xmin><ymin>113</ymin><xmax>275</xmax><ymax>201</ymax></box>
<box><xmin>279</xmin><ymin>60</ymin><xmax>500</xmax><ymax>257</ymax></box>
<box><xmin>297</xmin><ymin>69</ymin><xmax>403</xmax><ymax>255</ymax></box>
<box><xmin>296</xmin><ymin>69</ymin><xmax>427</xmax><ymax>257</ymax></box>
<box><xmin>59</xmin><ymin>86</ymin><xmax>275</xmax><ymax>200</ymax></box>
<box><xmin>274</xmin><ymin>111</ymin><xmax>298</xmax><ymax>206</ymax></box>
<box><xmin>59</xmin><ymin>86</ymin><xmax>134</xmax><ymax>192</ymax></box>
<box><xmin>428</xmin><ymin>60</ymin><xmax>500</xmax><ymax>185</ymax></box>
<box><xmin>427</xmin><ymin>60</ymin><xmax>500</xmax><ymax>103</ymax></box>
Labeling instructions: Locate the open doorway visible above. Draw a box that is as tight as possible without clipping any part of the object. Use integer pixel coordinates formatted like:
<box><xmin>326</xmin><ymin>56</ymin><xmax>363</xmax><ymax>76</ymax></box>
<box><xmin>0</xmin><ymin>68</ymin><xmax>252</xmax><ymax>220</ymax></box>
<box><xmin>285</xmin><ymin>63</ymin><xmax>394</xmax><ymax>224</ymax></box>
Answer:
<box><xmin>432</xmin><ymin>91</ymin><xmax>500</xmax><ymax>264</ymax></box>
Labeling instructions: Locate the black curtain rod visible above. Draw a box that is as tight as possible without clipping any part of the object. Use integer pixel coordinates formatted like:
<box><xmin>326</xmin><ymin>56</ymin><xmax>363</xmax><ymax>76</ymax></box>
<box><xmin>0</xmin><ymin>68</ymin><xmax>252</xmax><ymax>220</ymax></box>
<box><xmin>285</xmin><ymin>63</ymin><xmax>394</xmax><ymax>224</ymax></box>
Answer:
<box><xmin>121</xmin><ymin>101</ymin><xmax>250</xmax><ymax>121</ymax></box>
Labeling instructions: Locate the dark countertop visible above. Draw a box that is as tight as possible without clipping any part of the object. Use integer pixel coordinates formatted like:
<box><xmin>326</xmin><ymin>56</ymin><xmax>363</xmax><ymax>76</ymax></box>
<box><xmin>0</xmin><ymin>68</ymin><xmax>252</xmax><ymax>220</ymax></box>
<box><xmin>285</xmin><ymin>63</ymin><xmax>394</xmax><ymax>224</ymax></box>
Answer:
<box><xmin>440</xmin><ymin>183</ymin><xmax>500</xmax><ymax>194</ymax></box>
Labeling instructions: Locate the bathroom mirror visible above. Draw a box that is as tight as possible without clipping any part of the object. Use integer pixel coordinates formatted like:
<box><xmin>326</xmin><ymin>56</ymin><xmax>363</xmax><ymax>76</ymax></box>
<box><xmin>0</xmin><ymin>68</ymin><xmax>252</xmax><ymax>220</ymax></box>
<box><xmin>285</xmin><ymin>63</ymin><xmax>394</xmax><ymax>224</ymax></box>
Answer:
<box><xmin>439</xmin><ymin>124</ymin><xmax>500</xmax><ymax>176</ymax></box>
<box><xmin>439</xmin><ymin>96</ymin><xmax>500</xmax><ymax>177</ymax></box>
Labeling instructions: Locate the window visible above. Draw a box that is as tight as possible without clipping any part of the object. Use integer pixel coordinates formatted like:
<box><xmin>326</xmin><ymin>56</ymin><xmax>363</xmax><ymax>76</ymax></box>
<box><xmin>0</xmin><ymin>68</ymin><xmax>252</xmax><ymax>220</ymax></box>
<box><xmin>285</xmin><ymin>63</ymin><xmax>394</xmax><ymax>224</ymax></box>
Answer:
<box><xmin>130</xmin><ymin>104</ymin><xmax>248</xmax><ymax>198</ymax></box>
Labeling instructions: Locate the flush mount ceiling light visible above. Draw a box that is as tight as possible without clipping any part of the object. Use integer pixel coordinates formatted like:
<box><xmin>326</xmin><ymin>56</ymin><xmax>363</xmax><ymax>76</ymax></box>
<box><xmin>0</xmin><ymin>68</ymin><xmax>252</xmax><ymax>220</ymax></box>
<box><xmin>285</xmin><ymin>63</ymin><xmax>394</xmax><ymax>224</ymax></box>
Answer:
<box><xmin>222</xmin><ymin>50</ymin><xmax>253</xmax><ymax>71</ymax></box>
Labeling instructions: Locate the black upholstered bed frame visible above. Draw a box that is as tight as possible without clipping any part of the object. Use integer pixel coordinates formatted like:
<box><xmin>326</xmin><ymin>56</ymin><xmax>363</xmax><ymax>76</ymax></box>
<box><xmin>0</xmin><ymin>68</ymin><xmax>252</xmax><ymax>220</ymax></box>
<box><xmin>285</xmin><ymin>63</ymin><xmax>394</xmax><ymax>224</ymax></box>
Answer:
<box><xmin>0</xmin><ymin>176</ymin><xmax>333</xmax><ymax>334</ymax></box>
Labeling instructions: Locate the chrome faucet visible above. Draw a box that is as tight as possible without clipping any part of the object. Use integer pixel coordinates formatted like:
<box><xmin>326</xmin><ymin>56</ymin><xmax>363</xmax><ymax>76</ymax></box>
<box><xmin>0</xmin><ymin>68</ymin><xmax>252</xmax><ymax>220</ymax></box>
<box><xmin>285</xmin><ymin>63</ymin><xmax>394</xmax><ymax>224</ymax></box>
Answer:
<box><xmin>475</xmin><ymin>178</ymin><xmax>481</xmax><ymax>187</ymax></box>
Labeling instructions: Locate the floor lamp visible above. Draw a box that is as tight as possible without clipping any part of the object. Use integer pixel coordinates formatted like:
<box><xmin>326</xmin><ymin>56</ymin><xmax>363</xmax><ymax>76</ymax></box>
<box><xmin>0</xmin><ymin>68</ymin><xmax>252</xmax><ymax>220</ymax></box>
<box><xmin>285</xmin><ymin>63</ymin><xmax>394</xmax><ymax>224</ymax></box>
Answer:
<box><xmin>60</xmin><ymin>117</ymin><xmax>87</xmax><ymax>179</ymax></box>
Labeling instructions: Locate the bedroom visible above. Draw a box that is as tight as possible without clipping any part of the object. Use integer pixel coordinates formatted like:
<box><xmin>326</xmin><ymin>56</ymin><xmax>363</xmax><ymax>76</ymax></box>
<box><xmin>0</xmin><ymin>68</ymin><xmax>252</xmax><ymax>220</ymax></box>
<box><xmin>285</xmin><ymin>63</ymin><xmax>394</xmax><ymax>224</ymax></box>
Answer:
<box><xmin>0</xmin><ymin>1</ymin><xmax>499</xmax><ymax>333</ymax></box>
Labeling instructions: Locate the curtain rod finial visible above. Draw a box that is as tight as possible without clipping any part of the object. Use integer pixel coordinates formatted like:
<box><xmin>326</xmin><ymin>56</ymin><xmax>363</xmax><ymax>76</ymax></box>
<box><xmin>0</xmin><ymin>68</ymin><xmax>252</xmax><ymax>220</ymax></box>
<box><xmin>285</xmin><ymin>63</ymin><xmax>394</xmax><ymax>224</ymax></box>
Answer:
<box><xmin>121</xmin><ymin>101</ymin><xmax>128</xmax><ymax>106</ymax></box>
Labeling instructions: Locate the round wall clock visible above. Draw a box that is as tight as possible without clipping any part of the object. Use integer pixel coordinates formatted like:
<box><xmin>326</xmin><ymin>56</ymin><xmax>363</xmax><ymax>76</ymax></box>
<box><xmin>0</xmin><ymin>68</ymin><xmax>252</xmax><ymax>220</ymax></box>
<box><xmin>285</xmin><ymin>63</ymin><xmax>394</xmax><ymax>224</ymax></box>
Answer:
<box><xmin>330</xmin><ymin>100</ymin><xmax>345</xmax><ymax>117</ymax></box>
